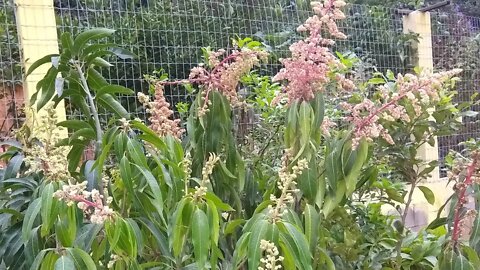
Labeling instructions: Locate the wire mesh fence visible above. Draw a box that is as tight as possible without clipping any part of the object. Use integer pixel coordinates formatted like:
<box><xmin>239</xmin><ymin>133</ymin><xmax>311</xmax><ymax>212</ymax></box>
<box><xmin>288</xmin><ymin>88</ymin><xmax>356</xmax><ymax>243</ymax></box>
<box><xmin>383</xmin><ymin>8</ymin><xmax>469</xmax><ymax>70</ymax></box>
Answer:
<box><xmin>0</xmin><ymin>0</ymin><xmax>479</xmax><ymax>175</ymax></box>
<box><xmin>431</xmin><ymin>12</ymin><xmax>480</xmax><ymax>177</ymax></box>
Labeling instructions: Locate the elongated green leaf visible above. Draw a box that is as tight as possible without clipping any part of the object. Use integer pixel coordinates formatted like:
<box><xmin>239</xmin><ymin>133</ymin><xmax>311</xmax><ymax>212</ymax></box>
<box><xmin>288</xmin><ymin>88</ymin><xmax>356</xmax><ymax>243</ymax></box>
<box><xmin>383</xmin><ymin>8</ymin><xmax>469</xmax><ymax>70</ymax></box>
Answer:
<box><xmin>54</xmin><ymin>255</ymin><xmax>75</xmax><ymax>270</ymax></box>
<box><xmin>60</xmin><ymin>32</ymin><xmax>74</xmax><ymax>51</ymax></box>
<box><xmin>66</xmin><ymin>248</ymin><xmax>96</xmax><ymax>270</ymax></box>
<box><xmin>97</xmin><ymin>93</ymin><xmax>129</xmax><ymax>118</ymax></box>
<box><xmin>132</xmin><ymin>164</ymin><xmax>165</xmax><ymax>222</ymax></box>
<box><xmin>72</xmin><ymin>28</ymin><xmax>115</xmax><ymax>55</ymax></box>
<box><xmin>36</xmin><ymin>67</ymin><xmax>59</xmax><ymax>111</ymax></box>
<box><xmin>304</xmin><ymin>204</ymin><xmax>319</xmax><ymax>252</ymax></box>
<box><xmin>192</xmin><ymin>208</ymin><xmax>210</xmax><ymax>269</ymax></box>
<box><xmin>127</xmin><ymin>138</ymin><xmax>148</xmax><ymax>167</ymax></box>
<box><xmin>298</xmin><ymin>102</ymin><xmax>313</xmax><ymax>151</ymax></box>
<box><xmin>26</xmin><ymin>54</ymin><xmax>59</xmax><ymax>77</ymax></box>
<box><xmin>96</xmin><ymin>85</ymin><xmax>134</xmax><ymax>97</ymax></box>
<box><xmin>454</xmin><ymin>254</ymin><xmax>473</xmax><ymax>270</ymax></box>
<box><xmin>41</xmin><ymin>183</ymin><xmax>56</xmax><ymax>236</ymax></box>
<box><xmin>205</xmin><ymin>192</ymin><xmax>234</xmax><ymax>211</ymax></box>
<box><xmin>57</xmin><ymin>120</ymin><xmax>92</xmax><ymax>131</ymax></box>
<box><xmin>206</xmin><ymin>199</ymin><xmax>220</xmax><ymax>245</ymax></box>
<box><xmin>345</xmin><ymin>139</ymin><xmax>368</xmax><ymax>196</ymax></box>
<box><xmin>3</xmin><ymin>154</ymin><xmax>24</xmax><ymax>180</ymax></box>
<box><xmin>30</xmin><ymin>249</ymin><xmax>49</xmax><ymax>270</ymax></box>
<box><xmin>282</xmin><ymin>222</ymin><xmax>313</xmax><ymax>270</ymax></box>
<box><xmin>86</xmin><ymin>68</ymin><xmax>108</xmax><ymax>90</ymax></box>
<box><xmin>317</xmin><ymin>247</ymin><xmax>335</xmax><ymax>270</ymax></box>
<box><xmin>225</xmin><ymin>219</ymin><xmax>246</xmax><ymax>235</ymax></box>
<box><xmin>74</xmin><ymin>224</ymin><xmax>102</xmax><ymax>251</ymax></box>
<box><xmin>232</xmin><ymin>232</ymin><xmax>251</xmax><ymax>268</ymax></box>
<box><xmin>248</xmin><ymin>219</ymin><xmax>269</xmax><ymax>270</ymax></box>
<box><xmin>69</xmin><ymin>128</ymin><xmax>96</xmax><ymax>143</ymax></box>
<box><xmin>418</xmin><ymin>186</ymin><xmax>435</xmax><ymax>205</ymax></box>
<box><xmin>22</xmin><ymin>198</ymin><xmax>41</xmax><ymax>241</ymax></box>
<box><xmin>110</xmin><ymin>47</ymin><xmax>136</xmax><ymax>59</ymax></box>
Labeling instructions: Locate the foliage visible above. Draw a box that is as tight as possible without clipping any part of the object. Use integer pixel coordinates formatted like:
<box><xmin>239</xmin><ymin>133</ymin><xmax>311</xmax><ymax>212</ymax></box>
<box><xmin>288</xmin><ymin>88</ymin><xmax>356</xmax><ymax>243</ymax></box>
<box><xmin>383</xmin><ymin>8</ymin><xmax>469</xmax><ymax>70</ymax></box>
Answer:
<box><xmin>0</xmin><ymin>1</ymin><xmax>479</xmax><ymax>270</ymax></box>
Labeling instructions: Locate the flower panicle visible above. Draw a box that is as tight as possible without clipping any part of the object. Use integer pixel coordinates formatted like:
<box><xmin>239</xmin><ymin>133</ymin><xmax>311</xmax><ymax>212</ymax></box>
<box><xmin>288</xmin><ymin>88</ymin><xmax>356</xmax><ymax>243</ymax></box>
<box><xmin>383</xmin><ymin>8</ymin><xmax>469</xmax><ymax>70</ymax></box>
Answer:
<box><xmin>258</xmin><ymin>239</ymin><xmax>284</xmax><ymax>270</ymax></box>
<box><xmin>268</xmin><ymin>149</ymin><xmax>308</xmax><ymax>221</ymax></box>
<box><xmin>346</xmin><ymin>69</ymin><xmax>462</xmax><ymax>148</ymax></box>
<box><xmin>138</xmin><ymin>83</ymin><xmax>185</xmax><ymax>139</ymax></box>
<box><xmin>22</xmin><ymin>105</ymin><xmax>72</xmax><ymax>182</ymax></box>
<box><xmin>191</xmin><ymin>153</ymin><xmax>220</xmax><ymax>199</ymax></box>
<box><xmin>53</xmin><ymin>181</ymin><xmax>115</xmax><ymax>224</ymax></box>
<box><xmin>273</xmin><ymin>0</ymin><xmax>353</xmax><ymax>104</ymax></box>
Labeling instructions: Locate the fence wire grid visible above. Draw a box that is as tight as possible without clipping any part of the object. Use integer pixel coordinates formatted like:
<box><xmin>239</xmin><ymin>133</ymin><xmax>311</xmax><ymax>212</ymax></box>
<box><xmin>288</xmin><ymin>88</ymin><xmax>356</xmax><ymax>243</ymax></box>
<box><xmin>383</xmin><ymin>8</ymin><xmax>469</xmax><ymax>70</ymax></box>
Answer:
<box><xmin>0</xmin><ymin>0</ymin><xmax>479</xmax><ymax>176</ymax></box>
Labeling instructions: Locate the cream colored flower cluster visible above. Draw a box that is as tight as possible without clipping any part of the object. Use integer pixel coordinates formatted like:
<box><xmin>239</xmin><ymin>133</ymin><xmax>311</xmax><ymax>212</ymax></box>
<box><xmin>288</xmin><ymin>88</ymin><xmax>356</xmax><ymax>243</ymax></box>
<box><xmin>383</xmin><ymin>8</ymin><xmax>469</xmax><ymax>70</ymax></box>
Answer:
<box><xmin>192</xmin><ymin>153</ymin><xmax>220</xmax><ymax>199</ymax></box>
<box><xmin>269</xmin><ymin>150</ymin><xmax>308</xmax><ymax>221</ymax></box>
<box><xmin>137</xmin><ymin>83</ymin><xmax>184</xmax><ymax>139</ymax></box>
<box><xmin>22</xmin><ymin>106</ymin><xmax>72</xmax><ymax>181</ymax></box>
<box><xmin>259</xmin><ymin>239</ymin><xmax>284</xmax><ymax>270</ymax></box>
<box><xmin>53</xmin><ymin>181</ymin><xmax>115</xmax><ymax>224</ymax></box>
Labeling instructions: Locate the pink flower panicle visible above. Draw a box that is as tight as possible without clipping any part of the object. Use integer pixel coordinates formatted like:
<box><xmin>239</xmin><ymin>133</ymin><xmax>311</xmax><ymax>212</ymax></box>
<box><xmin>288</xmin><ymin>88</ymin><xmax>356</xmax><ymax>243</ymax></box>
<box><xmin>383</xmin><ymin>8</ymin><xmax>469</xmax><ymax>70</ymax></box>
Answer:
<box><xmin>320</xmin><ymin>117</ymin><xmax>337</xmax><ymax>137</ymax></box>
<box><xmin>273</xmin><ymin>0</ymin><xmax>353</xmax><ymax>104</ymax></box>
<box><xmin>450</xmin><ymin>150</ymin><xmax>480</xmax><ymax>244</ymax></box>
<box><xmin>53</xmin><ymin>182</ymin><xmax>115</xmax><ymax>224</ymax></box>
<box><xmin>161</xmin><ymin>47</ymin><xmax>268</xmax><ymax>116</ymax></box>
<box><xmin>345</xmin><ymin>69</ymin><xmax>462</xmax><ymax>148</ymax></box>
<box><xmin>138</xmin><ymin>83</ymin><xmax>185</xmax><ymax>139</ymax></box>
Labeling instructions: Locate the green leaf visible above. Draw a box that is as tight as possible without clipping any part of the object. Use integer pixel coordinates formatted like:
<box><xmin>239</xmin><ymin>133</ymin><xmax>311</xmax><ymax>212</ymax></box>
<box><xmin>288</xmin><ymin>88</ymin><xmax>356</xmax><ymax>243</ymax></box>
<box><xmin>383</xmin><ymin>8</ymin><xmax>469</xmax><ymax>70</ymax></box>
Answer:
<box><xmin>454</xmin><ymin>254</ymin><xmax>474</xmax><ymax>270</ymax></box>
<box><xmin>60</xmin><ymin>32</ymin><xmax>74</xmax><ymax>51</ymax></box>
<box><xmin>232</xmin><ymin>232</ymin><xmax>251</xmax><ymax>268</ymax></box>
<box><xmin>461</xmin><ymin>246</ymin><xmax>480</xmax><ymax>268</ymax></box>
<box><xmin>192</xmin><ymin>208</ymin><xmax>210</xmax><ymax>269</ymax></box>
<box><xmin>54</xmin><ymin>255</ymin><xmax>75</xmax><ymax>270</ymax></box>
<box><xmin>132</xmin><ymin>164</ymin><xmax>165</xmax><ymax>223</ymax></box>
<box><xmin>127</xmin><ymin>138</ymin><xmax>148</xmax><ymax>167</ymax></box>
<box><xmin>36</xmin><ymin>67</ymin><xmax>59</xmax><ymax>111</ymax></box>
<box><xmin>418</xmin><ymin>186</ymin><xmax>435</xmax><ymax>205</ymax></box>
<box><xmin>205</xmin><ymin>192</ymin><xmax>234</xmax><ymax>211</ymax></box>
<box><xmin>66</xmin><ymin>248</ymin><xmax>96</xmax><ymax>270</ymax></box>
<box><xmin>55</xmin><ymin>206</ymin><xmax>77</xmax><ymax>247</ymax></box>
<box><xmin>57</xmin><ymin>120</ymin><xmax>92</xmax><ymax>131</ymax></box>
<box><xmin>86</xmin><ymin>68</ymin><xmax>108</xmax><ymax>90</ymax></box>
<box><xmin>74</xmin><ymin>224</ymin><xmax>102</xmax><ymax>251</ymax></box>
<box><xmin>72</xmin><ymin>28</ymin><xmax>115</xmax><ymax>56</ymax></box>
<box><xmin>110</xmin><ymin>47</ymin><xmax>136</xmax><ymax>59</ymax></box>
<box><xmin>90</xmin><ymin>57</ymin><xmax>113</xmax><ymax>67</ymax></box>
<box><xmin>281</xmin><ymin>222</ymin><xmax>313</xmax><ymax>270</ymax></box>
<box><xmin>304</xmin><ymin>204</ymin><xmax>319</xmax><ymax>252</ymax></box>
<box><xmin>247</xmin><ymin>219</ymin><xmax>269</xmax><ymax>270</ymax></box>
<box><xmin>427</xmin><ymin>217</ymin><xmax>447</xmax><ymax>230</ymax></box>
<box><xmin>206</xmin><ymin>199</ymin><xmax>220</xmax><ymax>245</ymax></box>
<box><xmin>96</xmin><ymin>93</ymin><xmax>130</xmax><ymax>118</ymax></box>
<box><xmin>96</xmin><ymin>85</ymin><xmax>134</xmax><ymax>96</ymax></box>
<box><xmin>26</xmin><ymin>54</ymin><xmax>59</xmax><ymax>77</ymax></box>
<box><xmin>225</xmin><ymin>219</ymin><xmax>245</xmax><ymax>235</ymax></box>
<box><xmin>41</xmin><ymin>183</ymin><xmax>56</xmax><ymax>236</ymax></box>
<box><xmin>368</xmin><ymin>77</ymin><xmax>386</xmax><ymax>85</ymax></box>
<box><xmin>22</xmin><ymin>198</ymin><xmax>41</xmax><ymax>241</ymax></box>
<box><xmin>344</xmin><ymin>139</ymin><xmax>368</xmax><ymax>196</ymax></box>
<box><xmin>30</xmin><ymin>249</ymin><xmax>49</xmax><ymax>270</ymax></box>
<box><xmin>317</xmin><ymin>247</ymin><xmax>335</xmax><ymax>270</ymax></box>
<box><xmin>3</xmin><ymin>154</ymin><xmax>24</xmax><ymax>180</ymax></box>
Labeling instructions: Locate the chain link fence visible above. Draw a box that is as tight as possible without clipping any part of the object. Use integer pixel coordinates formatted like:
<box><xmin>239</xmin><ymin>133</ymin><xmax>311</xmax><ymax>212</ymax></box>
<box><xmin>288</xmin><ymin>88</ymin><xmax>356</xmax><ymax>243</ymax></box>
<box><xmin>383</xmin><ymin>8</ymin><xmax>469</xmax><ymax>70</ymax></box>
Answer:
<box><xmin>0</xmin><ymin>0</ymin><xmax>479</xmax><ymax>173</ymax></box>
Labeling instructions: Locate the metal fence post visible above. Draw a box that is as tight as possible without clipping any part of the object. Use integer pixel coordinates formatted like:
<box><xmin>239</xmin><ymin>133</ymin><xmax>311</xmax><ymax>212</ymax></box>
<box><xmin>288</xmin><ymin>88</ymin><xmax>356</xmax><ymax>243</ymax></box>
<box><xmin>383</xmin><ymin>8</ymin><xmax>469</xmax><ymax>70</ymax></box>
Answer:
<box><xmin>402</xmin><ymin>11</ymin><xmax>439</xmax><ymax>182</ymax></box>
<box><xmin>14</xmin><ymin>0</ymin><xmax>67</xmax><ymax>127</ymax></box>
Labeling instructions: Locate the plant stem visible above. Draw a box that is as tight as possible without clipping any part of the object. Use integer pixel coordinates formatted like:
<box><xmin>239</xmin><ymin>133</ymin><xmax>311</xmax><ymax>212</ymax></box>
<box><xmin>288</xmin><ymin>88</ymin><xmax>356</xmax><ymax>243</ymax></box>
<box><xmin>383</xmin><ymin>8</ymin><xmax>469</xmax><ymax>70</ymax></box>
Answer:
<box><xmin>395</xmin><ymin>177</ymin><xmax>417</xmax><ymax>270</ymax></box>
<box><xmin>75</xmin><ymin>63</ymin><xmax>105</xmax><ymax>198</ymax></box>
